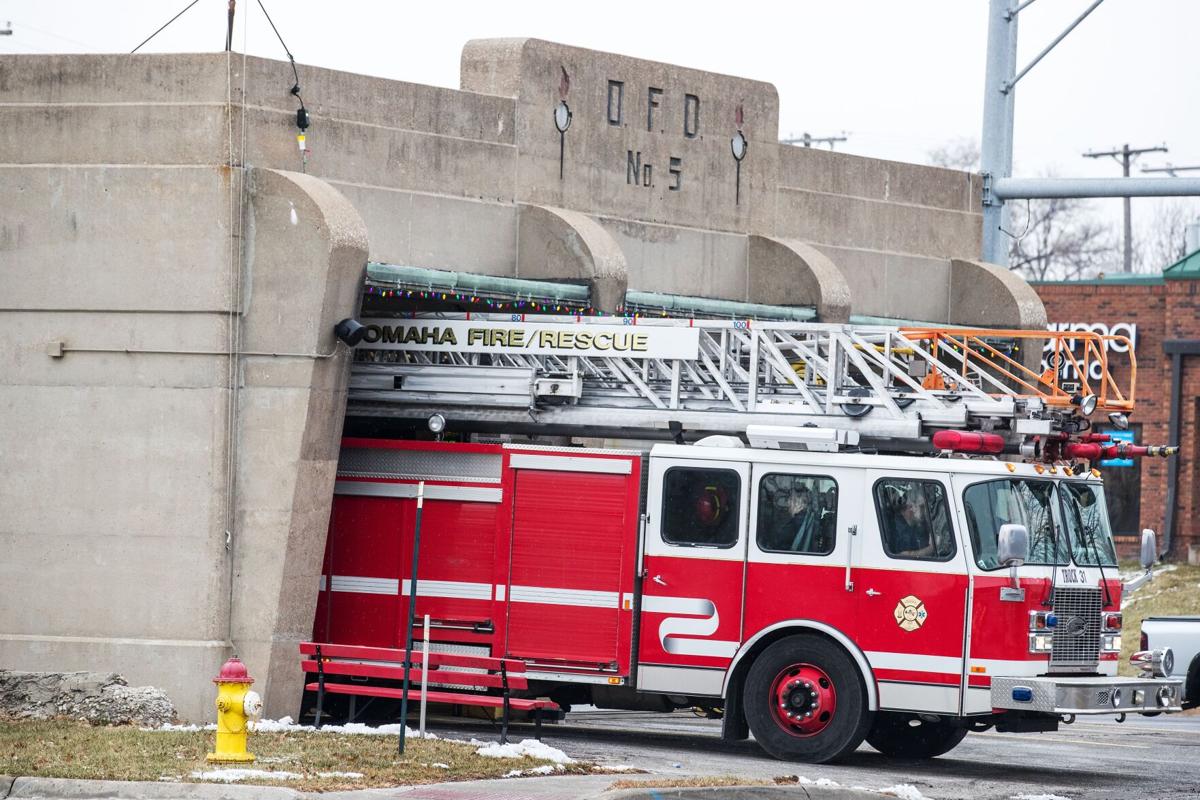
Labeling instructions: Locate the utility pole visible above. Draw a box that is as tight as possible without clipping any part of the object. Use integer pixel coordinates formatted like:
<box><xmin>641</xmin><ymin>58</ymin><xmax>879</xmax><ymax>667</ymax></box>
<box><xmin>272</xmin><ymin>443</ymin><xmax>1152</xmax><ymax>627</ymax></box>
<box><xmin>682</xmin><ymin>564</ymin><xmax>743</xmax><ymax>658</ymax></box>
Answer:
<box><xmin>781</xmin><ymin>132</ymin><xmax>848</xmax><ymax>150</ymax></box>
<box><xmin>1</xmin><ymin>21</ymin><xmax>12</xmax><ymax>36</ymax></box>
<box><xmin>1083</xmin><ymin>143</ymin><xmax>1168</xmax><ymax>272</ymax></box>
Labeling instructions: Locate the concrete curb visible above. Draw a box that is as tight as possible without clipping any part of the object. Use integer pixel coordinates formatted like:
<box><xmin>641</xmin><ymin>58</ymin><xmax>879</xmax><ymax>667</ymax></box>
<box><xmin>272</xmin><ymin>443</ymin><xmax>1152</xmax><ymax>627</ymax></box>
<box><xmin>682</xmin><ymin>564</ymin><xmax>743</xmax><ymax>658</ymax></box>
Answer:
<box><xmin>1</xmin><ymin>776</ymin><xmax>16</xmax><ymax>800</ymax></box>
<box><xmin>599</xmin><ymin>786</ymin><xmax>881</xmax><ymax>800</ymax></box>
<box><xmin>7</xmin><ymin>778</ymin><xmax>302</xmax><ymax>800</ymax></box>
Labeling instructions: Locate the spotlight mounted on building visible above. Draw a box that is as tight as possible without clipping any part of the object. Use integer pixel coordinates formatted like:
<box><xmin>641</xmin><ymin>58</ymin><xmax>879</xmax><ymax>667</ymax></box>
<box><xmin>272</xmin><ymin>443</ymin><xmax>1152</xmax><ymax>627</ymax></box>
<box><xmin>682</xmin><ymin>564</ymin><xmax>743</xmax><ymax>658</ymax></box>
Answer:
<box><xmin>334</xmin><ymin>318</ymin><xmax>366</xmax><ymax>347</ymax></box>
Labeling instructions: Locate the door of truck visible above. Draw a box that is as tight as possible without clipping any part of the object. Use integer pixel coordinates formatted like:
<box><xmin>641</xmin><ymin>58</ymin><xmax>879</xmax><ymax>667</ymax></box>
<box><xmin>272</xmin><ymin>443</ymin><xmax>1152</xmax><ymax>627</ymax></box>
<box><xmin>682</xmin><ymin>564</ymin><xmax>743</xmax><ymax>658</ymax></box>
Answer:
<box><xmin>503</xmin><ymin>450</ymin><xmax>641</xmax><ymax>674</ymax></box>
<box><xmin>636</xmin><ymin>455</ymin><xmax>750</xmax><ymax>696</ymax></box>
<box><xmin>852</xmin><ymin>469</ymin><xmax>971</xmax><ymax>714</ymax></box>
<box><xmin>741</xmin><ymin>461</ymin><xmax>866</xmax><ymax>659</ymax></box>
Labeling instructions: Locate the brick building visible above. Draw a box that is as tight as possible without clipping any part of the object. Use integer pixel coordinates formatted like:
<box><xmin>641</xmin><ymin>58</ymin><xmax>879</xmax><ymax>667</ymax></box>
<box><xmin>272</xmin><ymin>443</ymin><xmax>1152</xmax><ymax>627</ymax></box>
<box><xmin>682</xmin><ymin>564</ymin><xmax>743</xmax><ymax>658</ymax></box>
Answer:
<box><xmin>1034</xmin><ymin>248</ymin><xmax>1200</xmax><ymax>562</ymax></box>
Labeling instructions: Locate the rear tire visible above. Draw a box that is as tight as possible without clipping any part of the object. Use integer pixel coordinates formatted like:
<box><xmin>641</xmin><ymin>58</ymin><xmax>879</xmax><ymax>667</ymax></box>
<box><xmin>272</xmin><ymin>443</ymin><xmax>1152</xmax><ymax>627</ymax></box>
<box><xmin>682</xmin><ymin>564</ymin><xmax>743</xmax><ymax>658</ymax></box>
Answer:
<box><xmin>866</xmin><ymin>712</ymin><xmax>967</xmax><ymax>759</ymax></box>
<box><xmin>743</xmin><ymin>635</ymin><xmax>872</xmax><ymax>763</ymax></box>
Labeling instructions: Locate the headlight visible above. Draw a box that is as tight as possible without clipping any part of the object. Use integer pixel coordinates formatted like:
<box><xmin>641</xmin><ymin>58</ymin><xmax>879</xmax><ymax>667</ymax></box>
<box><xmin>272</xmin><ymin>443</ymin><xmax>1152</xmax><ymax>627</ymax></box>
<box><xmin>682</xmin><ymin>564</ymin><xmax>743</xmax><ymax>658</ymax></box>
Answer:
<box><xmin>1029</xmin><ymin>633</ymin><xmax>1053</xmax><ymax>653</ymax></box>
<box><xmin>1102</xmin><ymin>633</ymin><xmax>1121</xmax><ymax>653</ymax></box>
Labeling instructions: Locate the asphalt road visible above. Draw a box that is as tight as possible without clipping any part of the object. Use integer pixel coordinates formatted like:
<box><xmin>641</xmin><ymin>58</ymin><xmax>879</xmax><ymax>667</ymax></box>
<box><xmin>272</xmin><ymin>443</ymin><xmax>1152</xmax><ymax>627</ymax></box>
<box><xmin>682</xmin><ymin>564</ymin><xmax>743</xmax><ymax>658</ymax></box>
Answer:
<box><xmin>420</xmin><ymin>708</ymin><xmax>1200</xmax><ymax>800</ymax></box>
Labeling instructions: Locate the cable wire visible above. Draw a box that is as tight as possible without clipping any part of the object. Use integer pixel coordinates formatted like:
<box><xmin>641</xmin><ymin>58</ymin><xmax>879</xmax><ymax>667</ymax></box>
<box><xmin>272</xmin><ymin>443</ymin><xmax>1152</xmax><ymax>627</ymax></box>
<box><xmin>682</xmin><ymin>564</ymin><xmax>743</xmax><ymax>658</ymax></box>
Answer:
<box><xmin>130</xmin><ymin>0</ymin><xmax>202</xmax><ymax>54</ymax></box>
<box><xmin>256</xmin><ymin>0</ymin><xmax>300</xmax><ymax>91</ymax></box>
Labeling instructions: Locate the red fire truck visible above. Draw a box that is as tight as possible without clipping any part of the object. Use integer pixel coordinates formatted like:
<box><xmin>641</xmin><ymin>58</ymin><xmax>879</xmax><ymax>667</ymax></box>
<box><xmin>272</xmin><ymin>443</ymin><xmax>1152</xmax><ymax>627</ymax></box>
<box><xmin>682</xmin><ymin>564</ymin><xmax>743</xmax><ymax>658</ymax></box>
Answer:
<box><xmin>312</xmin><ymin>316</ymin><xmax>1182</xmax><ymax>762</ymax></box>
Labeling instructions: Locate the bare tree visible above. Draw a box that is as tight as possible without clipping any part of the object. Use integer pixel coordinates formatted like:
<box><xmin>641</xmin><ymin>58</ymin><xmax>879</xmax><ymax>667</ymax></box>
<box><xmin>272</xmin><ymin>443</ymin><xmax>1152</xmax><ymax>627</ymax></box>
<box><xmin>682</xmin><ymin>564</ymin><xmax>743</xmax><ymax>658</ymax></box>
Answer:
<box><xmin>927</xmin><ymin>137</ymin><xmax>980</xmax><ymax>171</ymax></box>
<box><xmin>926</xmin><ymin>140</ymin><xmax>1121</xmax><ymax>279</ymax></box>
<box><xmin>1007</xmin><ymin>195</ymin><xmax>1117</xmax><ymax>281</ymax></box>
<box><xmin>1134</xmin><ymin>199</ymin><xmax>1200</xmax><ymax>271</ymax></box>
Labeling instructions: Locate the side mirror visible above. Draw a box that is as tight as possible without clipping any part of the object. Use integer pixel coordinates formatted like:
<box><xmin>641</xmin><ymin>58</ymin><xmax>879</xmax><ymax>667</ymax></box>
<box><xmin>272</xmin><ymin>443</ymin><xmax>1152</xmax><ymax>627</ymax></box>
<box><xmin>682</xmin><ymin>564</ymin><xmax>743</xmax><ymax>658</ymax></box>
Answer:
<box><xmin>1140</xmin><ymin>529</ymin><xmax>1157</xmax><ymax>570</ymax></box>
<box><xmin>998</xmin><ymin>524</ymin><xmax>1030</xmax><ymax>567</ymax></box>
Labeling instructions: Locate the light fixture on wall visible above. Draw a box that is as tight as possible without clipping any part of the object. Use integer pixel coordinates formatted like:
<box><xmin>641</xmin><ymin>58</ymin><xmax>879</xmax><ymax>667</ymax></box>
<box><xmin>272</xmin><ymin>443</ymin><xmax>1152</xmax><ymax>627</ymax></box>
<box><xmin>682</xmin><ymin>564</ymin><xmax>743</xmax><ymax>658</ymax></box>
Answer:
<box><xmin>334</xmin><ymin>318</ymin><xmax>366</xmax><ymax>346</ymax></box>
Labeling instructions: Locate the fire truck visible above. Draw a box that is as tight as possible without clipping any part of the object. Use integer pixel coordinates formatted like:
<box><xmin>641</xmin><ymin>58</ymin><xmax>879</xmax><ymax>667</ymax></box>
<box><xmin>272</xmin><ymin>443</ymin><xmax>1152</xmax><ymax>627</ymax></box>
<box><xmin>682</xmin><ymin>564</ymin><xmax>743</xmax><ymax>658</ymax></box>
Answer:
<box><xmin>312</xmin><ymin>314</ymin><xmax>1183</xmax><ymax>763</ymax></box>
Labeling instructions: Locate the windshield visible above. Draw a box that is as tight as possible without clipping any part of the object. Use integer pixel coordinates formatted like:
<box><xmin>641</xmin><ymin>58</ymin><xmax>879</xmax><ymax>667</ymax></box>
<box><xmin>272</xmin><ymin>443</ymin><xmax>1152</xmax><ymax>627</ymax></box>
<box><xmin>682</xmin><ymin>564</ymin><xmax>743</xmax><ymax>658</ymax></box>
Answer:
<box><xmin>962</xmin><ymin>479</ymin><xmax>1070</xmax><ymax>570</ymax></box>
<box><xmin>1059</xmin><ymin>482</ymin><xmax>1119</xmax><ymax>567</ymax></box>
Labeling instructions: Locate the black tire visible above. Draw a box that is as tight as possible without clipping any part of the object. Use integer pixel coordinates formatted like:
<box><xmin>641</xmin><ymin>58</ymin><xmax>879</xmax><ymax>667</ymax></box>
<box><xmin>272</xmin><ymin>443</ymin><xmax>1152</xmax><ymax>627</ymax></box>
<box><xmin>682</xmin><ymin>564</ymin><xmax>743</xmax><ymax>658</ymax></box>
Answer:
<box><xmin>743</xmin><ymin>635</ymin><xmax>872</xmax><ymax>763</ymax></box>
<box><xmin>866</xmin><ymin>712</ymin><xmax>968</xmax><ymax>759</ymax></box>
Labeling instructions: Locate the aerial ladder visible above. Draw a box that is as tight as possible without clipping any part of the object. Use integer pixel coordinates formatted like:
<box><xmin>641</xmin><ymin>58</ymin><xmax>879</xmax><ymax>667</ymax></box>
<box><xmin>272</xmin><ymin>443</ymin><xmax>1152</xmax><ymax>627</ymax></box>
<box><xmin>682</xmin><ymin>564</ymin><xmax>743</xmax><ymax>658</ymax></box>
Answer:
<box><xmin>346</xmin><ymin>314</ymin><xmax>1153</xmax><ymax>459</ymax></box>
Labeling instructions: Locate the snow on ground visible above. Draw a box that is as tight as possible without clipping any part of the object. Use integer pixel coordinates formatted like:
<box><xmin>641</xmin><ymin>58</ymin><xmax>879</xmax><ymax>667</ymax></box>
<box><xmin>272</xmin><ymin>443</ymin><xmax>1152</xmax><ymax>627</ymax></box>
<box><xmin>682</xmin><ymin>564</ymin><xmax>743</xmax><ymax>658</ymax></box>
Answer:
<box><xmin>146</xmin><ymin>716</ymin><xmax>437</xmax><ymax>738</ymax></box>
<box><xmin>879</xmin><ymin>786</ymin><xmax>931</xmax><ymax>800</ymax></box>
<box><xmin>149</xmin><ymin>723</ymin><xmax>214</xmax><ymax>732</ymax></box>
<box><xmin>190</xmin><ymin>769</ymin><xmax>303</xmax><ymax>782</ymax></box>
<box><xmin>249</xmin><ymin>716</ymin><xmax>437</xmax><ymax>738</ymax></box>
<box><xmin>779</xmin><ymin>775</ymin><xmax>932</xmax><ymax>800</ymax></box>
<box><xmin>316</xmin><ymin>771</ymin><xmax>364</xmax><ymax>778</ymax></box>
<box><xmin>502</xmin><ymin>764</ymin><xmax>565</xmax><ymax>778</ymax></box>
<box><xmin>473</xmin><ymin>738</ymin><xmax>576</xmax><ymax>764</ymax></box>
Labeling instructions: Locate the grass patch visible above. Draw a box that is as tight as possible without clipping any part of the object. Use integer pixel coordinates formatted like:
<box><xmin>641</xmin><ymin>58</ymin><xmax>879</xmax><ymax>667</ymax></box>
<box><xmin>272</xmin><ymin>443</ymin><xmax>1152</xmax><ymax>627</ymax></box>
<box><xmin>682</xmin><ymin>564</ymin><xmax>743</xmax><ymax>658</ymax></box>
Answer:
<box><xmin>1119</xmin><ymin>561</ymin><xmax>1200</xmax><ymax>677</ymax></box>
<box><xmin>0</xmin><ymin>718</ymin><xmax>579</xmax><ymax>791</ymax></box>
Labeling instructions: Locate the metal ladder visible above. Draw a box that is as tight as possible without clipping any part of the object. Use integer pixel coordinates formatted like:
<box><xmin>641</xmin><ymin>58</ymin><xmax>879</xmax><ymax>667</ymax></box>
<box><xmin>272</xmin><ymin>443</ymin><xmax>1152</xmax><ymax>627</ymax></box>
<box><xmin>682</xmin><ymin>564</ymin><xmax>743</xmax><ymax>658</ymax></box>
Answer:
<box><xmin>347</xmin><ymin>315</ymin><xmax>1135</xmax><ymax>447</ymax></box>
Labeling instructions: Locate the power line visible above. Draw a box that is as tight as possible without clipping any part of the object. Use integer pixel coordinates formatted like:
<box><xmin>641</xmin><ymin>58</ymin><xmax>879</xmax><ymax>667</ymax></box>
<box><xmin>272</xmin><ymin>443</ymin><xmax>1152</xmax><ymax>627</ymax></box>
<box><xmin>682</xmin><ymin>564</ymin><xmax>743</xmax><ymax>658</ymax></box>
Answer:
<box><xmin>6</xmin><ymin>19</ymin><xmax>99</xmax><ymax>49</ymax></box>
<box><xmin>1083</xmin><ymin>143</ymin><xmax>1168</xmax><ymax>273</ymax></box>
<box><xmin>130</xmin><ymin>0</ymin><xmax>202</xmax><ymax>55</ymax></box>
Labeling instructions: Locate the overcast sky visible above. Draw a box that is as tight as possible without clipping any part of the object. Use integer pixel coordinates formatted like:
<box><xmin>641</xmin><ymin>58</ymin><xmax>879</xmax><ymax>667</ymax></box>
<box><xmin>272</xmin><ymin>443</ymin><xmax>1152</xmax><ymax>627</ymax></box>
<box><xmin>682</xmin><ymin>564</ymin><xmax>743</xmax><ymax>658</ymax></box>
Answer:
<box><xmin>3</xmin><ymin>0</ymin><xmax>1198</xmax><ymax>256</ymax></box>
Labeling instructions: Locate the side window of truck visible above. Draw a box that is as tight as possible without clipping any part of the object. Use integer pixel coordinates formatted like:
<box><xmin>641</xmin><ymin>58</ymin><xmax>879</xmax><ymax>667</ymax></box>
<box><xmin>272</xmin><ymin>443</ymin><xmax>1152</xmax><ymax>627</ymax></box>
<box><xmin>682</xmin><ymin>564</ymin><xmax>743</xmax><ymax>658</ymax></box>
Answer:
<box><xmin>873</xmin><ymin>478</ymin><xmax>956</xmax><ymax>561</ymax></box>
<box><xmin>756</xmin><ymin>473</ymin><xmax>837</xmax><ymax>555</ymax></box>
<box><xmin>661</xmin><ymin>467</ymin><xmax>741</xmax><ymax>548</ymax></box>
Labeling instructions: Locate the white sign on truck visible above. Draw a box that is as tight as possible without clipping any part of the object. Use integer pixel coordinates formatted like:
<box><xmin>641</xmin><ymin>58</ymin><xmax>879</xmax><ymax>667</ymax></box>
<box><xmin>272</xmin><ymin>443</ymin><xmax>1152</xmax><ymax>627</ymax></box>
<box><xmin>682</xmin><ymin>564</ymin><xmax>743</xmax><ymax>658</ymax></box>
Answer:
<box><xmin>358</xmin><ymin>318</ymin><xmax>701</xmax><ymax>360</ymax></box>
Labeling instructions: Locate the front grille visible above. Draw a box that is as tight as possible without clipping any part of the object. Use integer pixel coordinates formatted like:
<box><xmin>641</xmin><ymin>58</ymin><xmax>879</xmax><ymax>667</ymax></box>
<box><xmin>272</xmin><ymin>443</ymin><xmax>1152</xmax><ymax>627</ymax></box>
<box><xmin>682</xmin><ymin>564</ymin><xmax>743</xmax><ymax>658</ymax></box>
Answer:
<box><xmin>1050</xmin><ymin>586</ymin><xmax>1102</xmax><ymax>669</ymax></box>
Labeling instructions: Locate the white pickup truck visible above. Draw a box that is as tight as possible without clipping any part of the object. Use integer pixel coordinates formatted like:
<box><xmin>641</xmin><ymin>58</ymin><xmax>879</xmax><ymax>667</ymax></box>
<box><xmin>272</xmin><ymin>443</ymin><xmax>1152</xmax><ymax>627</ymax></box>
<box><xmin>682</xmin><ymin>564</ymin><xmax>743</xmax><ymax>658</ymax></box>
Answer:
<box><xmin>1141</xmin><ymin>616</ymin><xmax>1200</xmax><ymax>709</ymax></box>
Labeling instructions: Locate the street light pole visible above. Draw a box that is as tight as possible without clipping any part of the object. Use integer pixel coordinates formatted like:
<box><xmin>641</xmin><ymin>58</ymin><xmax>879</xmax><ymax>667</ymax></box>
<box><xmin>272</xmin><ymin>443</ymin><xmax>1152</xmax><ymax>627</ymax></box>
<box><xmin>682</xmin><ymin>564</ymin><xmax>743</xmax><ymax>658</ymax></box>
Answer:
<box><xmin>980</xmin><ymin>0</ymin><xmax>1018</xmax><ymax>266</ymax></box>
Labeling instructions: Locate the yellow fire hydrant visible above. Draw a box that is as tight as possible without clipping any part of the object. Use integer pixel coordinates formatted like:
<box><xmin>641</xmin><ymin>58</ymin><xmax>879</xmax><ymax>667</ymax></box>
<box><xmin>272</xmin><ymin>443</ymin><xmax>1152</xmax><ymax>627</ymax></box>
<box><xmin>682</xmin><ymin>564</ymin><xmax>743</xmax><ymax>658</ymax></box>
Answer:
<box><xmin>206</xmin><ymin>656</ymin><xmax>262</xmax><ymax>763</ymax></box>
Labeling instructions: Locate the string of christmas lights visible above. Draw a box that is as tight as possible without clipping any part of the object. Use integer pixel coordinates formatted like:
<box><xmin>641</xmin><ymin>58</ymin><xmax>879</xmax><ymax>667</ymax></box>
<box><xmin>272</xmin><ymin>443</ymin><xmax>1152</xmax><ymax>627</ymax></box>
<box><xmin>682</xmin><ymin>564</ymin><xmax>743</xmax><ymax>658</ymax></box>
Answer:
<box><xmin>364</xmin><ymin>285</ymin><xmax>685</xmax><ymax>317</ymax></box>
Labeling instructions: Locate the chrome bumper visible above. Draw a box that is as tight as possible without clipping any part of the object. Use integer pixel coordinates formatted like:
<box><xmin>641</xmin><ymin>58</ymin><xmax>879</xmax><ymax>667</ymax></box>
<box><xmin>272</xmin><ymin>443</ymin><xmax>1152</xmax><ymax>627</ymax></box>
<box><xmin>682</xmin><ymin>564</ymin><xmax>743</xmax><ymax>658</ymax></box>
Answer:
<box><xmin>991</xmin><ymin>675</ymin><xmax>1184</xmax><ymax>715</ymax></box>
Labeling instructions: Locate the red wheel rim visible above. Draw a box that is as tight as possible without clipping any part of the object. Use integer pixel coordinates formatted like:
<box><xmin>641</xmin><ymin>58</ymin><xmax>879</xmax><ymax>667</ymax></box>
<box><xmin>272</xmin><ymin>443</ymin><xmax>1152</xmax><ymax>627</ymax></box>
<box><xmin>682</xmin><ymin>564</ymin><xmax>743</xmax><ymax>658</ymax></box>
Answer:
<box><xmin>769</xmin><ymin>663</ymin><xmax>837</xmax><ymax>737</ymax></box>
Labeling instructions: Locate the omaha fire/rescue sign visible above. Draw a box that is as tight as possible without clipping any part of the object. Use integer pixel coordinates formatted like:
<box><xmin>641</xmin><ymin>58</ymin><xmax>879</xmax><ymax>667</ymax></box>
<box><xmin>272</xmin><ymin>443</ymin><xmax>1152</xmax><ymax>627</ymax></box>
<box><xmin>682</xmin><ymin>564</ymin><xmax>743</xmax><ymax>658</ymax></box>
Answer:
<box><xmin>358</xmin><ymin>318</ymin><xmax>701</xmax><ymax>360</ymax></box>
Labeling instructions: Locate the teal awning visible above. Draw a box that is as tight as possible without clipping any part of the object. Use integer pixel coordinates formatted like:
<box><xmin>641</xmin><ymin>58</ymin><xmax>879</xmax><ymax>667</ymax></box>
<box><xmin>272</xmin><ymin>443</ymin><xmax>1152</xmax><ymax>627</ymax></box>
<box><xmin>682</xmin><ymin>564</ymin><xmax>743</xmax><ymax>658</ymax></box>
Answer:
<box><xmin>366</xmin><ymin>263</ymin><xmax>818</xmax><ymax>321</ymax></box>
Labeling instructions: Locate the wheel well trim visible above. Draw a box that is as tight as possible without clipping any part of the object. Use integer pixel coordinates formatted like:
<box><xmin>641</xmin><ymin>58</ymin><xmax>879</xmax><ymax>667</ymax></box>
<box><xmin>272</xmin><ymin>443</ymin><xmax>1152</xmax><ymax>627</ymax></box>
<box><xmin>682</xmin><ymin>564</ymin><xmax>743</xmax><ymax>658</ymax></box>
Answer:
<box><xmin>722</xmin><ymin>620</ymin><xmax>878</xmax><ymax>711</ymax></box>
<box><xmin>1186</xmin><ymin>651</ymin><xmax>1200</xmax><ymax>701</ymax></box>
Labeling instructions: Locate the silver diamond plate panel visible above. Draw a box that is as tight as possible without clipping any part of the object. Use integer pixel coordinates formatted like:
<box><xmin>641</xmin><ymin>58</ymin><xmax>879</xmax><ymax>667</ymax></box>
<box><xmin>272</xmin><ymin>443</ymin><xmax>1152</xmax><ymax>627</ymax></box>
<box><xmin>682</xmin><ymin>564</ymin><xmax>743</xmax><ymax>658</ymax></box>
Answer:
<box><xmin>338</xmin><ymin>447</ymin><xmax>501</xmax><ymax>483</ymax></box>
<box><xmin>991</xmin><ymin>675</ymin><xmax>1184</xmax><ymax>715</ymax></box>
<box><xmin>1050</xmin><ymin>586</ymin><xmax>1102</xmax><ymax>669</ymax></box>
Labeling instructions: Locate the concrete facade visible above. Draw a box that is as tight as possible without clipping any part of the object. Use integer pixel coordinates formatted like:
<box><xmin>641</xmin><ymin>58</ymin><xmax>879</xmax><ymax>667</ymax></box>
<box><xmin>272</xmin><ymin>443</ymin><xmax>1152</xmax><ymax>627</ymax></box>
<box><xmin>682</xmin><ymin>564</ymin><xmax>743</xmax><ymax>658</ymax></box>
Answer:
<box><xmin>0</xmin><ymin>40</ymin><xmax>1044</xmax><ymax>720</ymax></box>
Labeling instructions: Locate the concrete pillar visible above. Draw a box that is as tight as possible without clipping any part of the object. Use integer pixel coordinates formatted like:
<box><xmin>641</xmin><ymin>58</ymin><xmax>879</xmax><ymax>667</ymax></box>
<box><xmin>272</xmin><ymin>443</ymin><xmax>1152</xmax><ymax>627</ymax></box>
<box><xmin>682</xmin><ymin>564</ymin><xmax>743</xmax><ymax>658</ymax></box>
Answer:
<box><xmin>517</xmin><ymin>204</ymin><xmax>628</xmax><ymax>313</ymax></box>
<box><xmin>228</xmin><ymin>169</ymin><xmax>368</xmax><ymax>718</ymax></box>
<box><xmin>748</xmin><ymin>236</ymin><xmax>852</xmax><ymax>322</ymax></box>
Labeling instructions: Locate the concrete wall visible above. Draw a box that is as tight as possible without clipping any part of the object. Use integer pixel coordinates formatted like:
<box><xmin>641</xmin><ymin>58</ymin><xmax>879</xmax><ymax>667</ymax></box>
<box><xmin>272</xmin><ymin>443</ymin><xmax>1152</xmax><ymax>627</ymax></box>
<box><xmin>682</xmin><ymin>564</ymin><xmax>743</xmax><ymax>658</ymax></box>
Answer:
<box><xmin>0</xmin><ymin>54</ymin><xmax>368</xmax><ymax>719</ymax></box>
<box><xmin>0</xmin><ymin>42</ymin><xmax>1044</xmax><ymax>720</ymax></box>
